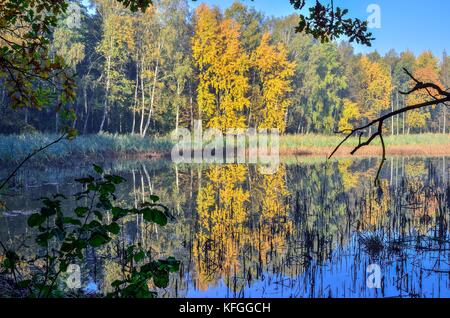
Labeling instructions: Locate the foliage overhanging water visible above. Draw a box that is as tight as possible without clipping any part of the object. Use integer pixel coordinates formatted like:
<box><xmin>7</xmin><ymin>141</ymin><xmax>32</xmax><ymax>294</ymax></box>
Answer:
<box><xmin>1</xmin><ymin>156</ymin><xmax>449</xmax><ymax>298</ymax></box>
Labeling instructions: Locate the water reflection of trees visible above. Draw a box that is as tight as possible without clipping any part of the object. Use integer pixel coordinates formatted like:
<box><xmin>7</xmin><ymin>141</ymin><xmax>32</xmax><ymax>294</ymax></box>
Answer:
<box><xmin>186</xmin><ymin>158</ymin><xmax>449</xmax><ymax>296</ymax></box>
<box><xmin>1</xmin><ymin>157</ymin><xmax>448</xmax><ymax>297</ymax></box>
<box><xmin>192</xmin><ymin>165</ymin><xmax>292</xmax><ymax>293</ymax></box>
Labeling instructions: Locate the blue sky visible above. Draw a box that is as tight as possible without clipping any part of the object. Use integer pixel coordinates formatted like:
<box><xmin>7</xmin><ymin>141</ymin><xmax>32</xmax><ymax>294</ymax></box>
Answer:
<box><xmin>190</xmin><ymin>0</ymin><xmax>450</xmax><ymax>59</ymax></box>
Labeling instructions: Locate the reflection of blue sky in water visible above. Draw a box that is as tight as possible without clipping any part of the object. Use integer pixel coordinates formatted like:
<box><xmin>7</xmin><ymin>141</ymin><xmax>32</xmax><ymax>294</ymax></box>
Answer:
<box><xmin>1</xmin><ymin>157</ymin><xmax>448</xmax><ymax>298</ymax></box>
<box><xmin>187</xmin><ymin>235</ymin><xmax>450</xmax><ymax>298</ymax></box>
<box><xmin>84</xmin><ymin>278</ymin><xmax>100</xmax><ymax>294</ymax></box>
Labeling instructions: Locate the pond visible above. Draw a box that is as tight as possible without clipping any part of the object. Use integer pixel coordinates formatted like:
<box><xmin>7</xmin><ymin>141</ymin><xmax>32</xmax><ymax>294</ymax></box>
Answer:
<box><xmin>1</xmin><ymin>156</ymin><xmax>449</xmax><ymax>298</ymax></box>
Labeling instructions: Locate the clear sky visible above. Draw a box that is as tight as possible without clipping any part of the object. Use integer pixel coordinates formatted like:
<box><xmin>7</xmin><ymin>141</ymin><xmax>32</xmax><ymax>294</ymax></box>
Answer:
<box><xmin>189</xmin><ymin>0</ymin><xmax>450</xmax><ymax>59</ymax></box>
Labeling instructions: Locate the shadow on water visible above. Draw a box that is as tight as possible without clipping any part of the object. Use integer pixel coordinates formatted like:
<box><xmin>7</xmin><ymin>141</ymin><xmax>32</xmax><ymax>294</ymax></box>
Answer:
<box><xmin>0</xmin><ymin>156</ymin><xmax>449</xmax><ymax>298</ymax></box>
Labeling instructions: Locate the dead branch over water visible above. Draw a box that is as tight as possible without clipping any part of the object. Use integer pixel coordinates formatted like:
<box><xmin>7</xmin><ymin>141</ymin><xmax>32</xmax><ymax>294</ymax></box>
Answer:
<box><xmin>329</xmin><ymin>68</ymin><xmax>450</xmax><ymax>185</ymax></box>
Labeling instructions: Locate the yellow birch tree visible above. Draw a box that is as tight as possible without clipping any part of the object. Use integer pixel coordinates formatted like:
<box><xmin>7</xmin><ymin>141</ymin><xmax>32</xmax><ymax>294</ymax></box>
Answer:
<box><xmin>192</xmin><ymin>4</ymin><xmax>250</xmax><ymax>130</ymax></box>
<box><xmin>252</xmin><ymin>33</ymin><xmax>295</xmax><ymax>133</ymax></box>
<box><xmin>355</xmin><ymin>56</ymin><xmax>393</xmax><ymax>128</ymax></box>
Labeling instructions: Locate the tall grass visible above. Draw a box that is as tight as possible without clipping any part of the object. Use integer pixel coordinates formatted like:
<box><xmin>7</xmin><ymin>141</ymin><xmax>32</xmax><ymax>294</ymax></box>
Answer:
<box><xmin>0</xmin><ymin>133</ymin><xmax>448</xmax><ymax>166</ymax></box>
<box><xmin>280</xmin><ymin>133</ymin><xmax>450</xmax><ymax>148</ymax></box>
<box><xmin>0</xmin><ymin>133</ymin><xmax>173</xmax><ymax>165</ymax></box>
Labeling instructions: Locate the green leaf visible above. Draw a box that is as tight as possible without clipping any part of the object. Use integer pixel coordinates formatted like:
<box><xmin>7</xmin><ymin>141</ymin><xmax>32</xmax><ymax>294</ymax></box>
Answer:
<box><xmin>93</xmin><ymin>164</ymin><xmax>103</xmax><ymax>174</ymax></box>
<box><xmin>88</xmin><ymin>234</ymin><xmax>110</xmax><ymax>247</ymax></box>
<box><xmin>105</xmin><ymin>175</ymin><xmax>126</xmax><ymax>184</ymax></box>
<box><xmin>36</xmin><ymin>232</ymin><xmax>54</xmax><ymax>247</ymax></box>
<box><xmin>28</xmin><ymin>213</ymin><xmax>46</xmax><ymax>227</ymax></box>
<box><xmin>75</xmin><ymin>176</ymin><xmax>94</xmax><ymax>184</ymax></box>
<box><xmin>87</xmin><ymin>183</ymin><xmax>98</xmax><ymax>191</ymax></box>
<box><xmin>74</xmin><ymin>239</ymin><xmax>88</xmax><ymax>250</ymax></box>
<box><xmin>112</xmin><ymin>207</ymin><xmax>128</xmax><ymax>221</ymax></box>
<box><xmin>86</xmin><ymin>220</ymin><xmax>103</xmax><ymax>232</ymax></box>
<box><xmin>17</xmin><ymin>280</ymin><xmax>31</xmax><ymax>288</ymax></box>
<box><xmin>102</xmin><ymin>183</ymin><xmax>115</xmax><ymax>194</ymax></box>
<box><xmin>94</xmin><ymin>210</ymin><xmax>103</xmax><ymax>221</ymax></box>
<box><xmin>159</xmin><ymin>257</ymin><xmax>180</xmax><ymax>273</ymax></box>
<box><xmin>142</xmin><ymin>208</ymin><xmax>167</xmax><ymax>226</ymax></box>
<box><xmin>149</xmin><ymin>195</ymin><xmax>159</xmax><ymax>202</ymax></box>
<box><xmin>106</xmin><ymin>222</ymin><xmax>120</xmax><ymax>235</ymax></box>
<box><xmin>136</xmin><ymin>288</ymin><xmax>155</xmax><ymax>298</ymax></box>
<box><xmin>59</xmin><ymin>260</ymin><xmax>68</xmax><ymax>272</ymax></box>
<box><xmin>60</xmin><ymin>242</ymin><xmax>73</xmax><ymax>253</ymax></box>
<box><xmin>63</xmin><ymin>217</ymin><xmax>82</xmax><ymax>226</ymax></box>
<box><xmin>153</xmin><ymin>271</ymin><xmax>169</xmax><ymax>288</ymax></box>
<box><xmin>111</xmin><ymin>280</ymin><xmax>123</xmax><ymax>288</ymax></box>
<box><xmin>2</xmin><ymin>259</ymin><xmax>12</xmax><ymax>270</ymax></box>
<box><xmin>74</xmin><ymin>207</ymin><xmax>89</xmax><ymax>217</ymax></box>
<box><xmin>154</xmin><ymin>210</ymin><xmax>167</xmax><ymax>226</ymax></box>
<box><xmin>133</xmin><ymin>251</ymin><xmax>145</xmax><ymax>262</ymax></box>
<box><xmin>98</xmin><ymin>197</ymin><xmax>112</xmax><ymax>209</ymax></box>
<box><xmin>40</xmin><ymin>206</ymin><xmax>56</xmax><ymax>217</ymax></box>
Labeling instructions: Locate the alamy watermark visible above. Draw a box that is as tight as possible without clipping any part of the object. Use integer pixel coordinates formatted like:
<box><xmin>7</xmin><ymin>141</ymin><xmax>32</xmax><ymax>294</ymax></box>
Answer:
<box><xmin>66</xmin><ymin>264</ymin><xmax>81</xmax><ymax>289</ymax></box>
<box><xmin>367</xmin><ymin>4</ymin><xmax>381</xmax><ymax>29</ymax></box>
<box><xmin>171</xmin><ymin>120</ymin><xmax>280</xmax><ymax>175</ymax></box>
<box><xmin>66</xmin><ymin>2</ymin><xmax>81</xmax><ymax>29</ymax></box>
<box><xmin>366</xmin><ymin>264</ymin><xmax>382</xmax><ymax>289</ymax></box>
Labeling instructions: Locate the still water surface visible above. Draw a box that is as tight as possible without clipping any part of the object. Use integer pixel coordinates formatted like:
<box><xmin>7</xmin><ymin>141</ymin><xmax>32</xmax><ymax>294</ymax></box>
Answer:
<box><xmin>1</xmin><ymin>156</ymin><xmax>449</xmax><ymax>298</ymax></box>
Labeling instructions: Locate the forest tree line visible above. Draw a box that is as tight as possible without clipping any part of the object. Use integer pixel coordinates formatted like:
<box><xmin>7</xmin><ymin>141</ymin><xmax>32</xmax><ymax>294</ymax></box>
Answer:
<box><xmin>0</xmin><ymin>0</ymin><xmax>449</xmax><ymax>136</ymax></box>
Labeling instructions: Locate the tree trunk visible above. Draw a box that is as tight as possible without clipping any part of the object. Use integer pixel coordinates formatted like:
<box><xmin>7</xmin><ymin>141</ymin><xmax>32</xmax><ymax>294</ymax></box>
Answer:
<box><xmin>396</xmin><ymin>91</ymin><xmax>399</xmax><ymax>135</ymax></box>
<box><xmin>132</xmin><ymin>60</ymin><xmax>139</xmax><ymax>134</ymax></box>
<box><xmin>175</xmin><ymin>103</ymin><xmax>179</xmax><ymax>134</ymax></box>
<box><xmin>402</xmin><ymin>96</ymin><xmax>406</xmax><ymax>134</ymax></box>
<box><xmin>55</xmin><ymin>113</ymin><xmax>59</xmax><ymax>132</ymax></box>
<box><xmin>119</xmin><ymin>112</ymin><xmax>122</xmax><ymax>133</ymax></box>
<box><xmin>99</xmin><ymin>49</ymin><xmax>112</xmax><ymax>133</ymax></box>
<box><xmin>391</xmin><ymin>98</ymin><xmax>394</xmax><ymax>135</ymax></box>
<box><xmin>189</xmin><ymin>81</ymin><xmax>194</xmax><ymax>130</ymax></box>
<box><xmin>175</xmin><ymin>80</ymin><xmax>182</xmax><ymax>134</ymax></box>
<box><xmin>142</xmin><ymin>58</ymin><xmax>159</xmax><ymax>137</ymax></box>
<box><xmin>443</xmin><ymin>105</ymin><xmax>447</xmax><ymax>134</ymax></box>
<box><xmin>139</xmin><ymin>55</ymin><xmax>146</xmax><ymax>136</ymax></box>
<box><xmin>83</xmin><ymin>83</ymin><xmax>89</xmax><ymax>134</ymax></box>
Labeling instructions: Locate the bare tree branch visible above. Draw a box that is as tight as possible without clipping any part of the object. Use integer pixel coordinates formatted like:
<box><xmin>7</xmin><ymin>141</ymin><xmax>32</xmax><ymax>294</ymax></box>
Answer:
<box><xmin>0</xmin><ymin>134</ymin><xmax>67</xmax><ymax>191</ymax></box>
<box><xmin>329</xmin><ymin>69</ymin><xmax>450</xmax><ymax>186</ymax></box>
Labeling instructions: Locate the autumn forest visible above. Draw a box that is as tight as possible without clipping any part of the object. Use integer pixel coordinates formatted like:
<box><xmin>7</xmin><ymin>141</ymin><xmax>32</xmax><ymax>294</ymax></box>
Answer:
<box><xmin>1</xmin><ymin>0</ymin><xmax>449</xmax><ymax>137</ymax></box>
<box><xmin>0</xmin><ymin>0</ymin><xmax>449</xmax><ymax>301</ymax></box>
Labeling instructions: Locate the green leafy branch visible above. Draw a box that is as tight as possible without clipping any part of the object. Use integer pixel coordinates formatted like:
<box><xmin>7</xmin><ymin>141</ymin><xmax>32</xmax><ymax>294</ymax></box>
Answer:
<box><xmin>1</xmin><ymin>164</ymin><xmax>178</xmax><ymax>298</ymax></box>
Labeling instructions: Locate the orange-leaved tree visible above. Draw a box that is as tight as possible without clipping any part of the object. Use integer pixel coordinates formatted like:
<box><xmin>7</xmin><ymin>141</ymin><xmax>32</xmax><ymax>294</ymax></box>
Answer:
<box><xmin>405</xmin><ymin>52</ymin><xmax>444</xmax><ymax>132</ymax></box>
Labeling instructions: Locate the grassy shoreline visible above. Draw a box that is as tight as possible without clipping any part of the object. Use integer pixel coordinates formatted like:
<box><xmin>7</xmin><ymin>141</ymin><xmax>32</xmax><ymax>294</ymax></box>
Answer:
<box><xmin>0</xmin><ymin>133</ymin><xmax>448</xmax><ymax>166</ymax></box>
<box><xmin>0</xmin><ymin>133</ymin><xmax>173</xmax><ymax>165</ymax></box>
<box><xmin>279</xmin><ymin>133</ymin><xmax>450</xmax><ymax>157</ymax></box>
